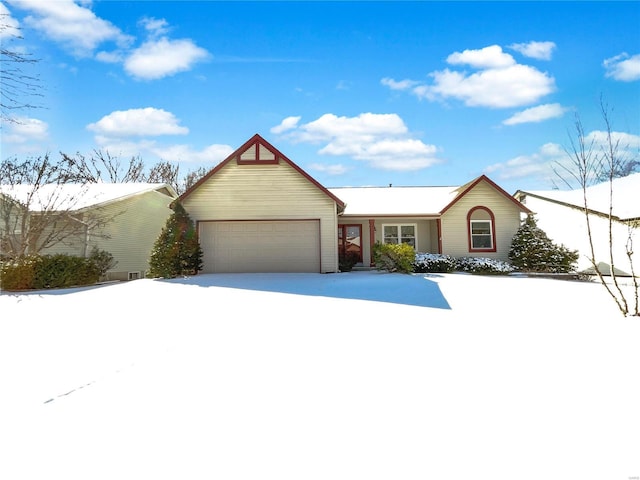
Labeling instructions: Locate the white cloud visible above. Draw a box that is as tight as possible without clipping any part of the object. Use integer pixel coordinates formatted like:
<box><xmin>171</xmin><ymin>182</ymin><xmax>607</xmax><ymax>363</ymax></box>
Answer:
<box><xmin>509</xmin><ymin>41</ymin><xmax>556</xmax><ymax>60</ymax></box>
<box><xmin>382</xmin><ymin>44</ymin><xmax>556</xmax><ymax>109</ymax></box>
<box><xmin>380</xmin><ymin>77</ymin><xmax>420</xmax><ymax>91</ymax></box>
<box><xmin>91</xmin><ymin>137</ymin><xmax>233</xmax><ymax>165</ymax></box>
<box><xmin>503</xmin><ymin>103</ymin><xmax>568</xmax><ymax>126</ymax></box>
<box><xmin>270</xmin><ymin>116</ymin><xmax>301</xmax><ymax>134</ymax></box>
<box><xmin>1</xmin><ymin>116</ymin><xmax>49</xmax><ymax>143</ymax></box>
<box><xmin>603</xmin><ymin>53</ymin><xmax>640</xmax><ymax>82</ymax></box>
<box><xmin>308</xmin><ymin>163</ymin><xmax>349</xmax><ymax>175</ymax></box>
<box><xmin>149</xmin><ymin>143</ymin><xmax>234</xmax><ymax>163</ymax></box>
<box><xmin>446</xmin><ymin>44</ymin><xmax>516</xmax><ymax>69</ymax></box>
<box><xmin>0</xmin><ymin>3</ymin><xmax>21</xmax><ymax>39</ymax></box>
<box><xmin>484</xmin><ymin>142</ymin><xmax>566</xmax><ymax>182</ymax></box>
<box><xmin>87</xmin><ymin>108</ymin><xmax>189</xmax><ymax>137</ymax></box>
<box><xmin>124</xmin><ymin>37</ymin><xmax>210</xmax><ymax>80</ymax></box>
<box><xmin>8</xmin><ymin>0</ymin><xmax>133</xmax><ymax>57</ymax></box>
<box><xmin>585</xmin><ymin>130</ymin><xmax>640</xmax><ymax>150</ymax></box>
<box><xmin>139</xmin><ymin>17</ymin><xmax>170</xmax><ymax>38</ymax></box>
<box><xmin>272</xmin><ymin>113</ymin><xmax>441</xmax><ymax>172</ymax></box>
<box><xmin>484</xmin><ymin>131</ymin><xmax>640</xmax><ymax>184</ymax></box>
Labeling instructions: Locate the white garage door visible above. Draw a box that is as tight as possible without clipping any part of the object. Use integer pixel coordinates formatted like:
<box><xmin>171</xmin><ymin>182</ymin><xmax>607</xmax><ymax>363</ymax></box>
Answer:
<box><xmin>199</xmin><ymin>220</ymin><xmax>321</xmax><ymax>273</ymax></box>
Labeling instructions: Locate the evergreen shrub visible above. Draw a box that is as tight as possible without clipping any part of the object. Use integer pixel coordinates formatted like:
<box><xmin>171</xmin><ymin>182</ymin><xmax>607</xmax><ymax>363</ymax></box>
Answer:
<box><xmin>0</xmin><ymin>252</ymin><xmax>110</xmax><ymax>290</ymax></box>
<box><xmin>373</xmin><ymin>242</ymin><xmax>415</xmax><ymax>273</ymax></box>
<box><xmin>509</xmin><ymin>214</ymin><xmax>579</xmax><ymax>273</ymax></box>
<box><xmin>32</xmin><ymin>254</ymin><xmax>99</xmax><ymax>289</ymax></box>
<box><xmin>0</xmin><ymin>255</ymin><xmax>41</xmax><ymax>290</ymax></box>
<box><xmin>148</xmin><ymin>202</ymin><xmax>203</xmax><ymax>278</ymax></box>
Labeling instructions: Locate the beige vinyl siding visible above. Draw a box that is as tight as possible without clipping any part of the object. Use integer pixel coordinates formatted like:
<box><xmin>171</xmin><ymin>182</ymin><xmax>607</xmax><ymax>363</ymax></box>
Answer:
<box><xmin>440</xmin><ymin>181</ymin><xmax>521</xmax><ymax>260</ymax></box>
<box><xmin>38</xmin><ymin>216</ymin><xmax>86</xmax><ymax>257</ymax></box>
<box><xmin>87</xmin><ymin>190</ymin><xmax>175</xmax><ymax>280</ymax></box>
<box><xmin>184</xmin><ymin>160</ymin><xmax>339</xmax><ymax>273</ymax></box>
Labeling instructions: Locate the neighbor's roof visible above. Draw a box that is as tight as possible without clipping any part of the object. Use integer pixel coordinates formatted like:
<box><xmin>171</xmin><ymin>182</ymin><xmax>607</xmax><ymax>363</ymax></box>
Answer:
<box><xmin>0</xmin><ymin>182</ymin><xmax>177</xmax><ymax>212</ymax></box>
<box><xmin>517</xmin><ymin>172</ymin><xmax>640</xmax><ymax>221</ymax></box>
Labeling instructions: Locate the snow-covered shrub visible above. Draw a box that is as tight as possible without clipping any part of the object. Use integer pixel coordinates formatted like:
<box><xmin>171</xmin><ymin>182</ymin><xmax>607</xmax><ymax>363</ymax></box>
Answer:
<box><xmin>373</xmin><ymin>242</ymin><xmax>415</xmax><ymax>273</ymax></box>
<box><xmin>413</xmin><ymin>253</ymin><xmax>457</xmax><ymax>273</ymax></box>
<box><xmin>509</xmin><ymin>214</ymin><xmax>578</xmax><ymax>273</ymax></box>
<box><xmin>456</xmin><ymin>256</ymin><xmax>514</xmax><ymax>275</ymax></box>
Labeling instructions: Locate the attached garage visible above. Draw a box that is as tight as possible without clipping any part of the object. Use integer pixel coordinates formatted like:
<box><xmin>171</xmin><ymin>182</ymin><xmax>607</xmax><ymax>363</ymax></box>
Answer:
<box><xmin>178</xmin><ymin>134</ymin><xmax>346</xmax><ymax>274</ymax></box>
<box><xmin>199</xmin><ymin>220</ymin><xmax>321</xmax><ymax>273</ymax></box>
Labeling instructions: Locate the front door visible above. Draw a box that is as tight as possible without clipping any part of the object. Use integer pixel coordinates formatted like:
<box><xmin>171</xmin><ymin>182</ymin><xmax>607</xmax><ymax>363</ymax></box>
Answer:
<box><xmin>338</xmin><ymin>224</ymin><xmax>362</xmax><ymax>262</ymax></box>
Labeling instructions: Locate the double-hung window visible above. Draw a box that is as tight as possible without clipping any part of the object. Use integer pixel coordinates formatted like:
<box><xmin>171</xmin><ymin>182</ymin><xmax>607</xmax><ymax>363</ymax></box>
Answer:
<box><xmin>382</xmin><ymin>224</ymin><xmax>417</xmax><ymax>248</ymax></box>
<box><xmin>467</xmin><ymin>207</ymin><xmax>496</xmax><ymax>252</ymax></box>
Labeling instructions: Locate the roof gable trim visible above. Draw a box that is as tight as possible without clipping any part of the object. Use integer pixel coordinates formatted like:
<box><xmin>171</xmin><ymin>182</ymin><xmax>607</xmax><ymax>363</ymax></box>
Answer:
<box><xmin>440</xmin><ymin>174</ymin><xmax>531</xmax><ymax>215</ymax></box>
<box><xmin>178</xmin><ymin>134</ymin><xmax>346</xmax><ymax>209</ymax></box>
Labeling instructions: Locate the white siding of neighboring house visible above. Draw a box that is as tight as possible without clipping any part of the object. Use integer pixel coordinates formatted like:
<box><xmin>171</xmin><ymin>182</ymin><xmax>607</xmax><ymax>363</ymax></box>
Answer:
<box><xmin>85</xmin><ymin>190</ymin><xmax>175</xmax><ymax>280</ymax></box>
<box><xmin>183</xmin><ymin>159</ymin><xmax>339</xmax><ymax>273</ymax></box>
<box><xmin>440</xmin><ymin>181</ymin><xmax>522</xmax><ymax>261</ymax></box>
<box><xmin>520</xmin><ymin>195</ymin><xmax>638</xmax><ymax>275</ymax></box>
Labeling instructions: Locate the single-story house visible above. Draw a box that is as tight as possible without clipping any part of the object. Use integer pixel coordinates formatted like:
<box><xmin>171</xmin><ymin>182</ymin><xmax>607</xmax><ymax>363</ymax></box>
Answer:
<box><xmin>179</xmin><ymin>134</ymin><xmax>531</xmax><ymax>273</ymax></box>
<box><xmin>514</xmin><ymin>173</ymin><xmax>640</xmax><ymax>275</ymax></box>
<box><xmin>0</xmin><ymin>182</ymin><xmax>177</xmax><ymax>280</ymax></box>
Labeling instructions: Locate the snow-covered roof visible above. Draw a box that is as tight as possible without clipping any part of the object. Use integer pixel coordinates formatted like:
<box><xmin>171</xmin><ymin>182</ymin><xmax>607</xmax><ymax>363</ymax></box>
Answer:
<box><xmin>328</xmin><ymin>186</ymin><xmax>460</xmax><ymax>216</ymax></box>
<box><xmin>0</xmin><ymin>183</ymin><xmax>177</xmax><ymax>212</ymax></box>
<box><xmin>519</xmin><ymin>173</ymin><xmax>640</xmax><ymax>220</ymax></box>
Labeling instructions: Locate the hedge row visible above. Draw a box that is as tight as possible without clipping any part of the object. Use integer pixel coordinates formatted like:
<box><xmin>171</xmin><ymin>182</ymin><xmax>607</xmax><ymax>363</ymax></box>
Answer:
<box><xmin>0</xmin><ymin>249</ymin><xmax>115</xmax><ymax>291</ymax></box>
<box><xmin>372</xmin><ymin>244</ymin><xmax>516</xmax><ymax>275</ymax></box>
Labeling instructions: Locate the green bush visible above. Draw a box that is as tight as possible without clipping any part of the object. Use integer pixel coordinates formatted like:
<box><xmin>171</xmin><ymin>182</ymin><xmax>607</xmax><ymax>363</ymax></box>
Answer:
<box><xmin>339</xmin><ymin>251</ymin><xmax>360</xmax><ymax>272</ymax></box>
<box><xmin>0</xmin><ymin>252</ymin><xmax>106</xmax><ymax>290</ymax></box>
<box><xmin>509</xmin><ymin>214</ymin><xmax>579</xmax><ymax>273</ymax></box>
<box><xmin>33</xmin><ymin>254</ymin><xmax>100</xmax><ymax>289</ymax></box>
<box><xmin>456</xmin><ymin>256</ymin><xmax>514</xmax><ymax>275</ymax></box>
<box><xmin>0</xmin><ymin>255</ymin><xmax>41</xmax><ymax>290</ymax></box>
<box><xmin>413</xmin><ymin>253</ymin><xmax>457</xmax><ymax>273</ymax></box>
<box><xmin>373</xmin><ymin>242</ymin><xmax>416</xmax><ymax>273</ymax></box>
<box><xmin>88</xmin><ymin>247</ymin><xmax>117</xmax><ymax>280</ymax></box>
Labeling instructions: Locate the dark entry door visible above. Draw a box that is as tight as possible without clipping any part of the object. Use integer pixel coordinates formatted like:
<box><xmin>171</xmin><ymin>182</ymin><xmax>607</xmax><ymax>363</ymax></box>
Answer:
<box><xmin>338</xmin><ymin>224</ymin><xmax>362</xmax><ymax>262</ymax></box>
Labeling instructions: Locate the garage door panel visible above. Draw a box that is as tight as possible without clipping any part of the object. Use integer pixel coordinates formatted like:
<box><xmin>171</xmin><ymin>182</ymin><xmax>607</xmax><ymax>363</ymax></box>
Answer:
<box><xmin>200</xmin><ymin>220</ymin><xmax>320</xmax><ymax>273</ymax></box>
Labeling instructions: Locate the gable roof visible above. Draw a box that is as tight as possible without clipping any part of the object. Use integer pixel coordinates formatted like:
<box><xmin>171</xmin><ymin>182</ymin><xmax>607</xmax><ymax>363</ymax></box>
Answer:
<box><xmin>178</xmin><ymin>134</ymin><xmax>346</xmax><ymax>210</ymax></box>
<box><xmin>0</xmin><ymin>183</ymin><xmax>177</xmax><ymax>212</ymax></box>
<box><xmin>515</xmin><ymin>172</ymin><xmax>640</xmax><ymax>221</ymax></box>
<box><xmin>331</xmin><ymin>175</ymin><xmax>531</xmax><ymax>217</ymax></box>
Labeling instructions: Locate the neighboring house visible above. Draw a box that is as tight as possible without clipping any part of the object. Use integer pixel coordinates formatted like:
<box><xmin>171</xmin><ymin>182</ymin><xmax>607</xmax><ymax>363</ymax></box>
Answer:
<box><xmin>179</xmin><ymin>134</ymin><xmax>531</xmax><ymax>273</ymax></box>
<box><xmin>514</xmin><ymin>173</ymin><xmax>640</xmax><ymax>275</ymax></box>
<box><xmin>0</xmin><ymin>183</ymin><xmax>177</xmax><ymax>280</ymax></box>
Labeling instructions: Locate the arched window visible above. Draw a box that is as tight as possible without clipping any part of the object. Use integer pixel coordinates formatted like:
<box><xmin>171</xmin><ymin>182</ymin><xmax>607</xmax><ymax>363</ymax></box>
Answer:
<box><xmin>467</xmin><ymin>206</ymin><xmax>496</xmax><ymax>252</ymax></box>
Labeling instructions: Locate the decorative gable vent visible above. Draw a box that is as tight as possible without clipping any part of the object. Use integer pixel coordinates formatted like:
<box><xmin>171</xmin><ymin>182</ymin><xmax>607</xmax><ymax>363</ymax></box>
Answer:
<box><xmin>238</xmin><ymin>140</ymin><xmax>278</xmax><ymax>165</ymax></box>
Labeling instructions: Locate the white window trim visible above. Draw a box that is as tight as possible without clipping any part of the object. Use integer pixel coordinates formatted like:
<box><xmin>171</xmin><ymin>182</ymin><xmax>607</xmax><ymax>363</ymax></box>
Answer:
<box><xmin>382</xmin><ymin>223</ymin><xmax>418</xmax><ymax>247</ymax></box>
<box><xmin>470</xmin><ymin>219</ymin><xmax>493</xmax><ymax>249</ymax></box>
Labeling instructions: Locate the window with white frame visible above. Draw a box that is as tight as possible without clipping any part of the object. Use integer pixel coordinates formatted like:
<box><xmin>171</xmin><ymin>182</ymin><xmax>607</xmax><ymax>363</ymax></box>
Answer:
<box><xmin>470</xmin><ymin>220</ymin><xmax>492</xmax><ymax>249</ymax></box>
<box><xmin>382</xmin><ymin>224</ymin><xmax>417</xmax><ymax>248</ymax></box>
<box><xmin>467</xmin><ymin>207</ymin><xmax>495</xmax><ymax>251</ymax></box>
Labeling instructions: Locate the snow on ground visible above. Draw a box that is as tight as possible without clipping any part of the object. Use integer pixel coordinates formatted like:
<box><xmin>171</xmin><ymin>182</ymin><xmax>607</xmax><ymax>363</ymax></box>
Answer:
<box><xmin>1</xmin><ymin>271</ymin><xmax>638</xmax><ymax>480</ymax></box>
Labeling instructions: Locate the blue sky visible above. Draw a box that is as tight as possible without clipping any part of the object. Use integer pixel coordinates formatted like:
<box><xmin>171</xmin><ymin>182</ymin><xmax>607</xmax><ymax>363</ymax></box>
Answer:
<box><xmin>1</xmin><ymin>1</ymin><xmax>639</xmax><ymax>193</ymax></box>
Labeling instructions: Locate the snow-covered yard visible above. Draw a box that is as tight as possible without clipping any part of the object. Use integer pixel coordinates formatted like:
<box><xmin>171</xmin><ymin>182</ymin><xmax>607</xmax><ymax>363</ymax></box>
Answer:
<box><xmin>1</xmin><ymin>271</ymin><xmax>638</xmax><ymax>480</ymax></box>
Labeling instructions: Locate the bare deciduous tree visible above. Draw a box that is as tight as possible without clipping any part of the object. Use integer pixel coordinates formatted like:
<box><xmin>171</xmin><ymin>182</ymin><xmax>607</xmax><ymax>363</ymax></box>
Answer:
<box><xmin>59</xmin><ymin>150</ymin><xmax>146</xmax><ymax>183</ymax></box>
<box><xmin>557</xmin><ymin>98</ymin><xmax>639</xmax><ymax>317</ymax></box>
<box><xmin>1</xmin><ymin>14</ymin><xmax>43</xmax><ymax>124</ymax></box>
<box><xmin>0</xmin><ymin>155</ymin><xmax>116</xmax><ymax>258</ymax></box>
